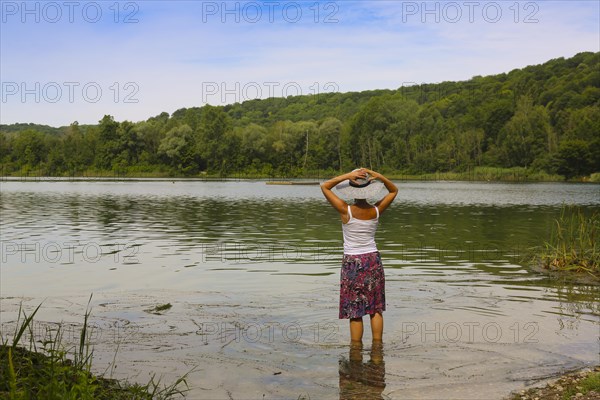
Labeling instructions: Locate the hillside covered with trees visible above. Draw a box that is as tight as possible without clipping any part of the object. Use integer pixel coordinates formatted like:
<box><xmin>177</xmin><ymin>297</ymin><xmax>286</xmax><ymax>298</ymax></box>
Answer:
<box><xmin>1</xmin><ymin>52</ymin><xmax>598</xmax><ymax>180</ymax></box>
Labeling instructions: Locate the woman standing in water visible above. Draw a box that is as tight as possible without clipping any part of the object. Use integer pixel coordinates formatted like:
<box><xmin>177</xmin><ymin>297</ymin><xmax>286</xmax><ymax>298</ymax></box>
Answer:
<box><xmin>321</xmin><ymin>168</ymin><xmax>398</xmax><ymax>343</ymax></box>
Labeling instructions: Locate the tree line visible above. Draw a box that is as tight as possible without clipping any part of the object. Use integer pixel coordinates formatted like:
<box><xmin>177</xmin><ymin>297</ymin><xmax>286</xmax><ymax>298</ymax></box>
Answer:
<box><xmin>1</xmin><ymin>51</ymin><xmax>598</xmax><ymax>179</ymax></box>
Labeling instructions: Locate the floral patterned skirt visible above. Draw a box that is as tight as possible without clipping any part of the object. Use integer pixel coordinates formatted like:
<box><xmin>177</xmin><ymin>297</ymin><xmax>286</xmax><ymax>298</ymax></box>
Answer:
<box><xmin>339</xmin><ymin>251</ymin><xmax>386</xmax><ymax>319</ymax></box>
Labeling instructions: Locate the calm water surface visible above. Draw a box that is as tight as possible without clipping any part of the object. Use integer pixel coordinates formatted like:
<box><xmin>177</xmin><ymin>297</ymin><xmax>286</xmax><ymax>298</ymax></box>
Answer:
<box><xmin>1</xmin><ymin>180</ymin><xmax>599</xmax><ymax>399</ymax></box>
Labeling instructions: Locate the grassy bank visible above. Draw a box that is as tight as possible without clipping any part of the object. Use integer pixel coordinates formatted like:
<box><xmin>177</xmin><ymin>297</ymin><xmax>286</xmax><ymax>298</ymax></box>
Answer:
<box><xmin>386</xmin><ymin>166</ymin><xmax>566</xmax><ymax>182</ymax></box>
<box><xmin>536</xmin><ymin>206</ymin><xmax>599</xmax><ymax>280</ymax></box>
<box><xmin>0</xmin><ymin>302</ymin><xmax>189</xmax><ymax>400</ymax></box>
<box><xmin>2</xmin><ymin>166</ymin><xmax>591</xmax><ymax>182</ymax></box>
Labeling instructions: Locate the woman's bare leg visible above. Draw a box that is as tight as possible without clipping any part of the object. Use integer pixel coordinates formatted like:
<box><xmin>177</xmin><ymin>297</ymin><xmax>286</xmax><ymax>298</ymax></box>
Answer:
<box><xmin>350</xmin><ymin>317</ymin><xmax>363</xmax><ymax>342</ymax></box>
<box><xmin>370</xmin><ymin>312</ymin><xmax>383</xmax><ymax>341</ymax></box>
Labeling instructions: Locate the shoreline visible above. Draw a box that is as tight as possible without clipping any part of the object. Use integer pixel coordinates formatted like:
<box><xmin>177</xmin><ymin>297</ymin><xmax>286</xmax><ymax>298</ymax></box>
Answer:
<box><xmin>507</xmin><ymin>366</ymin><xmax>600</xmax><ymax>400</ymax></box>
<box><xmin>529</xmin><ymin>263</ymin><xmax>600</xmax><ymax>285</ymax></box>
<box><xmin>2</xmin><ymin>175</ymin><xmax>599</xmax><ymax>184</ymax></box>
<box><xmin>3</xmin><ymin>165</ymin><xmax>599</xmax><ymax>183</ymax></box>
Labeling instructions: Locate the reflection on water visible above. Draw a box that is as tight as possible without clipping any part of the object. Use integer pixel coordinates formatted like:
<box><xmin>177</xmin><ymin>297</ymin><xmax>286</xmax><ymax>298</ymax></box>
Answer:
<box><xmin>554</xmin><ymin>285</ymin><xmax>600</xmax><ymax>332</ymax></box>
<box><xmin>1</xmin><ymin>180</ymin><xmax>599</xmax><ymax>399</ymax></box>
<box><xmin>339</xmin><ymin>342</ymin><xmax>387</xmax><ymax>400</ymax></box>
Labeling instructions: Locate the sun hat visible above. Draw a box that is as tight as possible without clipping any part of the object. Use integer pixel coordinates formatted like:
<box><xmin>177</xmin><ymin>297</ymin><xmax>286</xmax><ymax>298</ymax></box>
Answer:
<box><xmin>334</xmin><ymin>169</ymin><xmax>385</xmax><ymax>201</ymax></box>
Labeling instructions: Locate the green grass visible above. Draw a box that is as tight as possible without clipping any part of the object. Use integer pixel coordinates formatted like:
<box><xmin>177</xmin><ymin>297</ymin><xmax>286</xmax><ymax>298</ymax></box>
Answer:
<box><xmin>562</xmin><ymin>371</ymin><xmax>600</xmax><ymax>399</ymax></box>
<box><xmin>385</xmin><ymin>166</ymin><xmax>567</xmax><ymax>182</ymax></box>
<box><xmin>539</xmin><ymin>206</ymin><xmax>599</xmax><ymax>279</ymax></box>
<box><xmin>0</xmin><ymin>299</ymin><xmax>189</xmax><ymax>399</ymax></box>
<box><xmin>4</xmin><ymin>166</ymin><xmax>589</xmax><ymax>182</ymax></box>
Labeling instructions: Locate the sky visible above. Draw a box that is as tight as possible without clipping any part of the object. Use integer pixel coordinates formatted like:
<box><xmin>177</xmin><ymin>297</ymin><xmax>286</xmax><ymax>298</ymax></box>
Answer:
<box><xmin>1</xmin><ymin>0</ymin><xmax>599</xmax><ymax>127</ymax></box>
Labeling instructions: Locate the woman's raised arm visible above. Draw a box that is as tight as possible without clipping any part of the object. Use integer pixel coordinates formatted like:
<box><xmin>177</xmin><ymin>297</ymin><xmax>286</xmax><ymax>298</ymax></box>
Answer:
<box><xmin>364</xmin><ymin>169</ymin><xmax>398</xmax><ymax>213</ymax></box>
<box><xmin>321</xmin><ymin>169</ymin><xmax>367</xmax><ymax>214</ymax></box>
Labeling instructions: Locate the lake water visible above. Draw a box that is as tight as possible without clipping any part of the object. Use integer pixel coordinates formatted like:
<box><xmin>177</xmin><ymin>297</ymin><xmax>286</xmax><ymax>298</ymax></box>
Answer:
<box><xmin>1</xmin><ymin>180</ymin><xmax>599</xmax><ymax>399</ymax></box>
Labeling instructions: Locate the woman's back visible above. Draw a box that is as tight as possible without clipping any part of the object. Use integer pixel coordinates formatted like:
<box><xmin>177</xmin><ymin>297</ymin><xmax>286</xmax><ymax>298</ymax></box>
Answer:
<box><xmin>342</xmin><ymin>205</ymin><xmax>379</xmax><ymax>255</ymax></box>
<box><xmin>346</xmin><ymin>204</ymin><xmax>378</xmax><ymax>220</ymax></box>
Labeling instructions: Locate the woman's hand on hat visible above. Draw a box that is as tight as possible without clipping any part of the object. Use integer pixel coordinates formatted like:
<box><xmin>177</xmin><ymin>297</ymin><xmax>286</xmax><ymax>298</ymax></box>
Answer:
<box><xmin>363</xmin><ymin>168</ymin><xmax>381</xmax><ymax>181</ymax></box>
<box><xmin>348</xmin><ymin>168</ymin><xmax>367</xmax><ymax>182</ymax></box>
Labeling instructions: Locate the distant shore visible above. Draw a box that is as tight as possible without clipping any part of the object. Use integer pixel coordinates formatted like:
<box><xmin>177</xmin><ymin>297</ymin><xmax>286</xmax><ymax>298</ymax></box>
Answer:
<box><xmin>2</xmin><ymin>168</ymin><xmax>599</xmax><ymax>183</ymax></box>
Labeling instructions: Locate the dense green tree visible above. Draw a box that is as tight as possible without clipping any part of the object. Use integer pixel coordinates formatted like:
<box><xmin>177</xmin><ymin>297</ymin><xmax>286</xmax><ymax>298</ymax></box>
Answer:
<box><xmin>158</xmin><ymin>124</ymin><xmax>196</xmax><ymax>174</ymax></box>
<box><xmin>12</xmin><ymin>130</ymin><xmax>47</xmax><ymax>170</ymax></box>
<box><xmin>314</xmin><ymin>117</ymin><xmax>343</xmax><ymax>170</ymax></box>
<box><xmin>134</xmin><ymin>121</ymin><xmax>164</xmax><ymax>166</ymax></box>
<box><xmin>347</xmin><ymin>95</ymin><xmax>418</xmax><ymax>169</ymax></box>
<box><xmin>62</xmin><ymin>122</ymin><xmax>92</xmax><ymax>173</ymax></box>
<box><xmin>552</xmin><ymin>140</ymin><xmax>594</xmax><ymax>179</ymax></box>
<box><xmin>198</xmin><ymin>105</ymin><xmax>231</xmax><ymax>172</ymax></box>
<box><xmin>497</xmin><ymin>96</ymin><xmax>555</xmax><ymax>167</ymax></box>
<box><xmin>234</xmin><ymin>123</ymin><xmax>268</xmax><ymax>169</ymax></box>
<box><xmin>268</xmin><ymin>120</ymin><xmax>310</xmax><ymax>174</ymax></box>
<box><xmin>94</xmin><ymin>115</ymin><xmax>120</xmax><ymax>169</ymax></box>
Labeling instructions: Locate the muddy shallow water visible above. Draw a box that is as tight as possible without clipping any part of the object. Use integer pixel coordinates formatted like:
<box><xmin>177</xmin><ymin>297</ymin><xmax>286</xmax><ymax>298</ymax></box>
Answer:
<box><xmin>1</xmin><ymin>180</ymin><xmax>599</xmax><ymax>399</ymax></box>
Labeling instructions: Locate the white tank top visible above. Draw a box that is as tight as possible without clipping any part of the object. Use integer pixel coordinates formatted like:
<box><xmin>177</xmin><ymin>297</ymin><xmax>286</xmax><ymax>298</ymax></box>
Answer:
<box><xmin>342</xmin><ymin>205</ymin><xmax>379</xmax><ymax>255</ymax></box>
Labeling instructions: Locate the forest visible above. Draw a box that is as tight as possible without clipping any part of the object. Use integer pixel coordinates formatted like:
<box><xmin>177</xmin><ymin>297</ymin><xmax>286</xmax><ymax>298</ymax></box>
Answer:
<box><xmin>1</xmin><ymin>51</ymin><xmax>598</xmax><ymax>180</ymax></box>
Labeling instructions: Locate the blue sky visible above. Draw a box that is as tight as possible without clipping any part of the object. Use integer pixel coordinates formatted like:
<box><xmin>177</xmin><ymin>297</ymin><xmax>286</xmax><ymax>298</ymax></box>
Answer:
<box><xmin>1</xmin><ymin>0</ymin><xmax>599</xmax><ymax>126</ymax></box>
